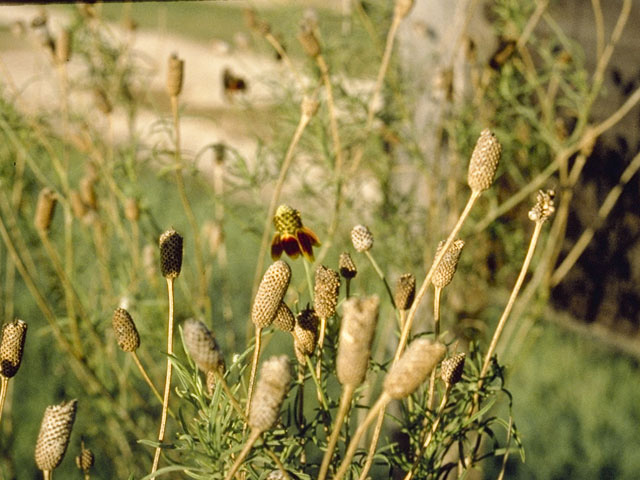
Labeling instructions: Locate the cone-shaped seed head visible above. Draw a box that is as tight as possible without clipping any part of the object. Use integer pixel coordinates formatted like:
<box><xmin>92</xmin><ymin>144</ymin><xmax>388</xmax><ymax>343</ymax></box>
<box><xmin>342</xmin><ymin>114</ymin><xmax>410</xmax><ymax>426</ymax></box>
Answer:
<box><xmin>337</xmin><ymin>296</ymin><xmax>379</xmax><ymax>387</ymax></box>
<box><xmin>297</xmin><ymin>24</ymin><xmax>320</xmax><ymax>57</ymax></box>
<box><xmin>249</xmin><ymin>355</ymin><xmax>290</xmax><ymax>432</ymax></box>
<box><xmin>351</xmin><ymin>224</ymin><xmax>373</xmax><ymax>252</ymax></box>
<box><xmin>273</xmin><ymin>205</ymin><xmax>302</xmax><ymax>234</ymax></box>
<box><xmin>75</xmin><ymin>442</ymin><xmax>94</xmax><ymax>474</ymax></box>
<box><xmin>384</xmin><ymin>339</ymin><xmax>446</xmax><ymax>399</ymax></box>
<box><xmin>183</xmin><ymin>318</ymin><xmax>223</xmax><ymax>374</ymax></box>
<box><xmin>528</xmin><ymin>189</ymin><xmax>556</xmax><ymax>224</ymax></box>
<box><xmin>432</xmin><ymin>240</ymin><xmax>465</xmax><ymax>289</ymax></box>
<box><xmin>34</xmin><ymin>188</ymin><xmax>57</xmax><ymax>232</ymax></box>
<box><xmin>339</xmin><ymin>252</ymin><xmax>357</xmax><ymax>279</ymax></box>
<box><xmin>467</xmin><ymin>129</ymin><xmax>501</xmax><ymax>192</ymax></box>
<box><xmin>395</xmin><ymin>0</ymin><xmax>414</xmax><ymax>19</ymax></box>
<box><xmin>441</xmin><ymin>353</ymin><xmax>465</xmax><ymax>386</ymax></box>
<box><xmin>35</xmin><ymin>399</ymin><xmax>78</xmax><ymax>472</ymax></box>
<box><xmin>0</xmin><ymin>319</ymin><xmax>27</xmax><ymax>378</ymax></box>
<box><xmin>55</xmin><ymin>28</ymin><xmax>71</xmax><ymax>63</ymax></box>
<box><xmin>394</xmin><ymin>274</ymin><xmax>416</xmax><ymax>310</ymax></box>
<box><xmin>314</xmin><ymin>266</ymin><xmax>341</xmax><ymax>319</ymax></box>
<box><xmin>159</xmin><ymin>229</ymin><xmax>183</xmax><ymax>279</ymax></box>
<box><xmin>167</xmin><ymin>53</ymin><xmax>184</xmax><ymax>97</ymax></box>
<box><xmin>244</xmin><ymin>8</ymin><xmax>271</xmax><ymax>35</ymax></box>
<box><xmin>301</xmin><ymin>95</ymin><xmax>319</xmax><ymax>119</ymax></box>
<box><xmin>293</xmin><ymin>308</ymin><xmax>318</xmax><ymax>362</ymax></box>
<box><xmin>112</xmin><ymin>308</ymin><xmax>140</xmax><ymax>352</ymax></box>
<box><xmin>251</xmin><ymin>261</ymin><xmax>291</xmax><ymax>328</ymax></box>
<box><xmin>272</xmin><ymin>302</ymin><xmax>295</xmax><ymax>332</ymax></box>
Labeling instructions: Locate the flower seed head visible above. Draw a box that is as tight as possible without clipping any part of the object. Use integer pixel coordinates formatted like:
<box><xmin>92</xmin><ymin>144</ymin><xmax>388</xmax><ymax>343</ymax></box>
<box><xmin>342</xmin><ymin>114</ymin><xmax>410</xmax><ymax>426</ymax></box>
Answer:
<box><xmin>75</xmin><ymin>441</ymin><xmax>94</xmax><ymax>475</ymax></box>
<box><xmin>383</xmin><ymin>339</ymin><xmax>446</xmax><ymax>399</ymax></box>
<box><xmin>112</xmin><ymin>308</ymin><xmax>140</xmax><ymax>352</ymax></box>
<box><xmin>252</xmin><ymin>261</ymin><xmax>291</xmax><ymax>328</ymax></box>
<box><xmin>273</xmin><ymin>205</ymin><xmax>302</xmax><ymax>235</ymax></box>
<box><xmin>69</xmin><ymin>190</ymin><xmax>87</xmax><ymax>220</ymax></box>
<box><xmin>244</xmin><ymin>8</ymin><xmax>271</xmax><ymax>35</ymax></box>
<box><xmin>183</xmin><ymin>318</ymin><xmax>224</xmax><ymax>374</ymax></box>
<box><xmin>79</xmin><ymin>175</ymin><xmax>97</xmax><ymax>210</ymax></box>
<box><xmin>339</xmin><ymin>252</ymin><xmax>357</xmax><ymax>279</ymax></box>
<box><xmin>301</xmin><ymin>95</ymin><xmax>319</xmax><ymax>119</ymax></box>
<box><xmin>394</xmin><ymin>274</ymin><xmax>416</xmax><ymax>310</ymax></box>
<box><xmin>351</xmin><ymin>225</ymin><xmax>373</xmax><ymax>252</ymax></box>
<box><xmin>272</xmin><ymin>302</ymin><xmax>295</xmax><ymax>332</ymax></box>
<box><xmin>467</xmin><ymin>129</ymin><xmax>501</xmax><ymax>192</ymax></box>
<box><xmin>159</xmin><ymin>229</ymin><xmax>183</xmax><ymax>279</ymax></box>
<box><xmin>337</xmin><ymin>296</ymin><xmax>379</xmax><ymax>387</ymax></box>
<box><xmin>432</xmin><ymin>239</ymin><xmax>465</xmax><ymax>289</ymax></box>
<box><xmin>441</xmin><ymin>353</ymin><xmax>465</xmax><ymax>386</ymax></box>
<box><xmin>528</xmin><ymin>189</ymin><xmax>556</xmax><ymax>224</ymax></box>
<box><xmin>297</xmin><ymin>23</ymin><xmax>320</xmax><ymax>57</ymax></box>
<box><xmin>35</xmin><ymin>399</ymin><xmax>78</xmax><ymax>472</ymax></box>
<box><xmin>124</xmin><ymin>198</ymin><xmax>139</xmax><ymax>222</ymax></box>
<box><xmin>167</xmin><ymin>52</ymin><xmax>184</xmax><ymax>97</ymax></box>
<box><xmin>93</xmin><ymin>87</ymin><xmax>112</xmax><ymax>115</ymax></box>
<box><xmin>395</xmin><ymin>0</ymin><xmax>414</xmax><ymax>19</ymax></box>
<box><xmin>55</xmin><ymin>28</ymin><xmax>71</xmax><ymax>64</ymax></box>
<box><xmin>249</xmin><ymin>355</ymin><xmax>290</xmax><ymax>432</ymax></box>
<box><xmin>314</xmin><ymin>265</ymin><xmax>341</xmax><ymax>319</ymax></box>
<box><xmin>292</xmin><ymin>308</ymin><xmax>319</xmax><ymax>362</ymax></box>
<box><xmin>1</xmin><ymin>319</ymin><xmax>27</xmax><ymax>378</ymax></box>
<box><xmin>34</xmin><ymin>188</ymin><xmax>57</xmax><ymax>233</ymax></box>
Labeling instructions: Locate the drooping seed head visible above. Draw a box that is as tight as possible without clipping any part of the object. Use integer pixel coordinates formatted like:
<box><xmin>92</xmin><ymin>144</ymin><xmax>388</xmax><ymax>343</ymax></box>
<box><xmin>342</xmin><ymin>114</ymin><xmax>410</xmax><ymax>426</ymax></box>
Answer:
<box><xmin>159</xmin><ymin>229</ymin><xmax>183</xmax><ymax>279</ymax></box>
<box><xmin>55</xmin><ymin>28</ymin><xmax>71</xmax><ymax>63</ymax></box>
<box><xmin>467</xmin><ymin>129</ymin><xmax>501</xmax><ymax>193</ymax></box>
<box><xmin>351</xmin><ymin>225</ymin><xmax>373</xmax><ymax>252</ymax></box>
<box><xmin>251</xmin><ymin>261</ymin><xmax>291</xmax><ymax>328</ymax></box>
<box><xmin>272</xmin><ymin>302</ymin><xmax>295</xmax><ymax>332</ymax></box>
<box><xmin>292</xmin><ymin>308</ymin><xmax>318</xmax><ymax>362</ymax></box>
<box><xmin>432</xmin><ymin>240</ymin><xmax>465</xmax><ymax>289</ymax></box>
<box><xmin>35</xmin><ymin>399</ymin><xmax>78</xmax><ymax>472</ymax></box>
<box><xmin>394</xmin><ymin>274</ymin><xmax>416</xmax><ymax>310</ymax></box>
<box><xmin>34</xmin><ymin>188</ymin><xmax>57</xmax><ymax>233</ymax></box>
<box><xmin>297</xmin><ymin>23</ymin><xmax>320</xmax><ymax>58</ymax></box>
<box><xmin>528</xmin><ymin>189</ymin><xmax>556</xmax><ymax>224</ymax></box>
<box><xmin>314</xmin><ymin>266</ymin><xmax>341</xmax><ymax>319</ymax></box>
<box><xmin>112</xmin><ymin>308</ymin><xmax>140</xmax><ymax>353</ymax></box>
<box><xmin>167</xmin><ymin>53</ymin><xmax>184</xmax><ymax>97</ymax></box>
<box><xmin>75</xmin><ymin>441</ymin><xmax>94</xmax><ymax>475</ymax></box>
<box><xmin>0</xmin><ymin>319</ymin><xmax>27</xmax><ymax>378</ymax></box>
<box><xmin>383</xmin><ymin>339</ymin><xmax>446</xmax><ymax>399</ymax></box>
<box><xmin>183</xmin><ymin>318</ymin><xmax>224</xmax><ymax>374</ymax></box>
<box><xmin>249</xmin><ymin>355</ymin><xmax>290</xmax><ymax>432</ymax></box>
<box><xmin>441</xmin><ymin>353</ymin><xmax>465</xmax><ymax>386</ymax></box>
<box><xmin>339</xmin><ymin>252</ymin><xmax>357</xmax><ymax>279</ymax></box>
<box><xmin>337</xmin><ymin>296</ymin><xmax>379</xmax><ymax>387</ymax></box>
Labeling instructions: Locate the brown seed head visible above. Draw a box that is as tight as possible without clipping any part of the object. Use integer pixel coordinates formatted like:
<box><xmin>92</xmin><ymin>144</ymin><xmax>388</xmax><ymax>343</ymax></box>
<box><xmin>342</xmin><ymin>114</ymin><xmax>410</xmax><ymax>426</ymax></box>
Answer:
<box><xmin>351</xmin><ymin>224</ymin><xmax>373</xmax><ymax>252</ymax></box>
<box><xmin>383</xmin><ymin>339</ymin><xmax>446</xmax><ymax>399</ymax></box>
<box><xmin>159</xmin><ymin>229</ymin><xmax>183</xmax><ymax>279</ymax></box>
<box><xmin>93</xmin><ymin>88</ymin><xmax>112</xmax><ymax>115</ymax></box>
<box><xmin>314</xmin><ymin>266</ymin><xmax>340</xmax><ymax>319</ymax></box>
<box><xmin>301</xmin><ymin>95</ymin><xmax>319</xmax><ymax>119</ymax></box>
<box><xmin>34</xmin><ymin>188</ymin><xmax>57</xmax><ymax>233</ymax></box>
<box><xmin>249</xmin><ymin>355</ymin><xmax>290</xmax><ymax>432</ymax></box>
<box><xmin>251</xmin><ymin>261</ymin><xmax>291</xmax><ymax>328</ymax></box>
<box><xmin>35</xmin><ymin>399</ymin><xmax>78</xmax><ymax>472</ymax></box>
<box><xmin>79</xmin><ymin>175</ymin><xmax>97</xmax><ymax>210</ymax></box>
<box><xmin>124</xmin><ymin>198</ymin><xmax>139</xmax><ymax>222</ymax></box>
<box><xmin>394</xmin><ymin>273</ymin><xmax>416</xmax><ymax>310</ymax></box>
<box><xmin>1</xmin><ymin>319</ymin><xmax>27</xmax><ymax>378</ymax></box>
<box><xmin>272</xmin><ymin>302</ymin><xmax>295</xmax><ymax>332</ymax></box>
<box><xmin>432</xmin><ymin>239</ymin><xmax>465</xmax><ymax>289</ymax></box>
<box><xmin>467</xmin><ymin>129</ymin><xmax>501</xmax><ymax>192</ymax></box>
<box><xmin>395</xmin><ymin>0</ymin><xmax>414</xmax><ymax>19</ymax></box>
<box><xmin>69</xmin><ymin>191</ymin><xmax>87</xmax><ymax>220</ymax></box>
<box><xmin>244</xmin><ymin>8</ymin><xmax>271</xmax><ymax>35</ymax></box>
<box><xmin>441</xmin><ymin>353</ymin><xmax>465</xmax><ymax>386</ymax></box>
<box><xmin>293</xmin><ymin>308</ymin><xmax>318</xmax><ymax>362</ymax></box>
<box><xmin>112</xmin><ymin>308</ymin><xmax>140</xmax><ymax>353</ymax></box>
<box><xmin>55</xmin><ymin>28</ymin><xmax>71</xmax><ymax>63</ymax></box>
<box><xmin>297</xmin><ymin>23</ymin><xmax>320</xmax><ymax>58</ymax></box>
<box><xmin>183</xmin><ymin>318</ymin><xmax>224</xmax><ymax>374</ymax></box>
<box><xmin>528</xmin><ymin>189</ymin><xmax>556</xmax><ymax>224</ymax></box>
<box><xmin>337</xmin><ymin>296</ymin><xmax>379</xmax><ymax>387</ymax></box>
<box><xmin>167</xmin><ymin>53</ymin><xmax>184</xmax><ymax>97</ymax></box>
<box><xmin>75</xmin><ymin>441</ymin><xmax>94</xmax><ymax>475</ymax></box>
<box><xmin>339</xmin><ymin>252</ymin><xmax>357</xmax><ymax>279</ymax></box>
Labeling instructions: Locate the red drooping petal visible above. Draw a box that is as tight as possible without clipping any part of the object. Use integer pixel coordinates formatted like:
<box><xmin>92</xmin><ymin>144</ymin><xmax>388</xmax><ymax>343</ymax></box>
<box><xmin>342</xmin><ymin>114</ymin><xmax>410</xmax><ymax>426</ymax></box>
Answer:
<box><xmin>281</xmin><ymin>234</ymin><xmax>301</xmax><ymax>259</ymax></box>
<box><xmin>299</xmin><ymin>226</ymin><xmax>320</xmax><ymax>246</ymax></box>
<box><xmin>271</xmin><ymin>233</ymin><xmax>283</xmax><ymax>260</ymax></box>
<box><xmin>297</xmin><ymin>227</ymin><xmax>320</xmax><ymax>262</ymax></box>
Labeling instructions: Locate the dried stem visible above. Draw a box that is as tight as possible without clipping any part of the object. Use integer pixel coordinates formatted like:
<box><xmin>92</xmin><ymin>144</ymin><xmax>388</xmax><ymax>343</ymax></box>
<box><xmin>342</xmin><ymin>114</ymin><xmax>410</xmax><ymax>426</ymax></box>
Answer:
<box><xmin>364</xmin><ymin>250</ymin><xmax>396</xmax><ymax>308</ymax></box>
<box><xmin>0</xmin><ymin>377</ymin><xmax>8</xmax><ymax>428</ymax></box>
<box><xmin>131</xmin><ymin>351</ymin><xmax>165</xmax><ymax>409</ymax></box>
<box><xmin>427</xmin><ymin>286</ymin><xmax>443</xmax><ymax>410</ymax></box>
<box><xmin>357</xmin><ymin>408</ymin><xmax>385</xmax><ymax>480</ymax></box>
<box><xmin>265</xmin><ymin>32</ymin><xmax>303</xmax><ymax>88</ymax></box>
<box><xmin>245</xmin><ymin>326</ymin><xmax>263</xmax><ymax>420</ymax></box>
<box><xmin>318</xmin><ymin>383</ymin><xmax>356</xmax><ymax>480</ymax></box>
<box><xmin>223</xmin><ymin>429</ymin><xmax>261</xmax><ymax>480</ymax></box>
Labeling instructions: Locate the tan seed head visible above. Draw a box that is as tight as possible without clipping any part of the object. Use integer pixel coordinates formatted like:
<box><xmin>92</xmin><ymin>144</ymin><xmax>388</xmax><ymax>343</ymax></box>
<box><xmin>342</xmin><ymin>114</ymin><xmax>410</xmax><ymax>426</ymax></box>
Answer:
<box><xmin>79</xmin><ymin>175</ymin><xmax>97</xmax><ymax>210</ymax></box>
<box><xmin>251</xmin><ymin>261</ymin><xmax>291</xmax><ymax>328</ymax></box>
<box><xmin>55</xmin><ymin>28</ymin><xmax>71</xmax><ymax>63</ymax></box>
<box><xmin>432</xmin><ymin>240</ymin><xmax>465</xmax><ymax>289</ymax></box>
<box><xmin>351</xmin><ymin>225</ymin><xmax>374</xmax><ymax>252</ymax></box>
<box><xmin>528</xmin><ymin>189</ymin><xmax>556</xmax><ymax>224</ymax></box>
<box><xmin>0</xmin><ymin>319</ymin><xmax>27</xmax><ymax>378</ymax></box>
<box><xmin>395</xmin><ymin>0</ymin><xmax>415</xmax><ymax>19</ymax></box>
<box><xmin>292</xmin><ymin>308</ymin><xmax>318</xmax><ymax>362</ymax></box>
<box><xmin>183</xmin><ymin>318</ymin><xmax>224</xmax><ymax>374</ymax></box>
<box><xmin>159</xmin><ymin>229</ymin><xmax>183</xmax><ymax>279</ymax></box>
<box><xmin>75</xmin><ymin>441</ymin><xmax>94</xmax><ymax>475</ymax></box>
<box><xmin>441</xmin><ymin>353</ymin><xmax>465</xmax><ymax>386</ymax></box>
<box><xmin>249</xmin><ymin>355</ymin><xmax>290</xmax><ymax>432</ymax></box>
<box><xmin>467</xmin><ymin>129</ymin><xmax>501</xmax><ymax>192</ymax></box>
<box><xmin>272</xmin><ymin>302</ymin><xmax>295</xmax><ymax>332</ymax></box>
<box><xmin>314</xmin><ymin>266</ymin><xmax>341</xmax><ymax>319</ymax></box>
<box><xmin>34</xmin><ymin>188</ymin><xmax>57</xmax><ymax>233</ymax></box>
<box><xmin>337</xmin><ymin>296</ymin><xmax>379</xmax><ymax>387</ymax></box>
<box><xmin>112</xmin><ymin>308</ymin><xmax>140</xmax><ymax>353</ymax></box>
<box><xmin>244</xmin><ymin>8</ymin><xmax>271</xmax><ymax>35</ymax></box>
<box><xmin>297</xmin><ymin>23</ymin><xmax>320</xmax><ymax>58</ymax></box>
<box><xmin>124</xmin><ymin>198</ymin><xmax>139</xmax><ymax>222</ymax></box>
<box><xmin>35</xmin><ymin>399</ymin><xmax>78</xmax><ymax>472</ymax></box>
<box><xmin>301</xmin><ymin>95</ymin><xmax>319</xmax><ymax>119</ymax></box>
<box><xmin>394</xmin><ymin>274</ymin><xmax>416</xmax><ymax>310</ymax></box>
<box><xmin>167</xmin><ymin>53</ymin><xmax>184</xmax><ymax>97</ymax></box>
<box><xmin>93</xmin><ymin>88</ymin><xmax>112</xmax><ymax>115</ymax></box>
<box><xmin>383</xmin><ymin>339</ymin><xmax>446</xmax><ymax>399</ymax></box>
<box><xmin>339</xmin><ymin>252</ymin><xmax>357</xmax><ymax>279</ymax></box>
<box><xmin>69</xmin><ymin>190</ymin><xmax>87</xmax><ymax>220</ymax></box>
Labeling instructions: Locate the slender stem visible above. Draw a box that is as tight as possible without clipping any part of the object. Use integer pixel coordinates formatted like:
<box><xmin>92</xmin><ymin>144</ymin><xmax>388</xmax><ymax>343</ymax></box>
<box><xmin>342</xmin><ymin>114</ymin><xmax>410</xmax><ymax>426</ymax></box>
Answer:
<box><xmin>0</xmin><ymin>377</ymin><xmax>8</xmax><ymax>428</ymax></box>
<box><xmin>151</xmin><ymin>277</ymin><xmax>175</xmax><ymax>474</ymax></box>
<box><xmin>305</xmin><ymin>355</ymin><xmax>328</xmax><ymax>411</ymax></box>
<box><xmin>357</xmin><ymin>408</ymin><xmax>385</xmax><ymax>480</ymax></box>
<box><xmin>316</xmin><ymin>55</ymin><xmax>344</xmax><ymax>178</ymax></box>
<box><xmin>131</xmin><ymin>351</ymin><xmax>164</xmax><ymax>409</ymax></box>
<box><xmin>245</xmin><ymin>327</ymin><xmax>263</xmax><ymax>420</ymax></box>
<box><xmin>43</xmin><ymin>470</ymin><xmax>52</xmax><ymax>480</ymax></box>
<box><xmin>302</xmin><ymin>260</ymin><xmax>314</xmax><ymax>301</ymax></box>
<box><xmin>315</xmin><ymin>315</ymin><xmax>327</xmax><ymax>390</ymax></box>
<box><xmin>318</xmin><ymin>383</ymin><xmax>356</xmax><ymax>480</ymax></box>
<box><xmin>364</xmin><ymin>250</ymin><xmax>395</xmax><ymax>308</ymax></box>
<box><xmin>223</xmin><ymin>429</ymin><xmax>261</xmax><ymax>480</ymax></box>
<box><xmin>591</xmin><ymin>0</ymin><xmax>605</xmax><ymax>60</ymax></box>
<box><xmin>333</xmin><ymin>393</ymin><xmax>390</xmax><ymax>480</ymax></box>
<box><xmin>264</xmin><ymin>32</ymin><xmax>303</xmax><ymax>88</ymax></box>
<box><xmin>427</xmin><ymin>287</ymin><xmax>442</xmax><ymax>410</ymax></box>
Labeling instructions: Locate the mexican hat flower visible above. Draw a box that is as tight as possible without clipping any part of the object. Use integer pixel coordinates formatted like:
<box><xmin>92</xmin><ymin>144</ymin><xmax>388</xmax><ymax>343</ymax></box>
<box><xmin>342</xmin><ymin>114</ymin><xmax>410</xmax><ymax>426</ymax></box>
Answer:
<box><xmin>271</xmin><ymin>205</ymin><xmax>320</xmax><ymax>262</ymax></box>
